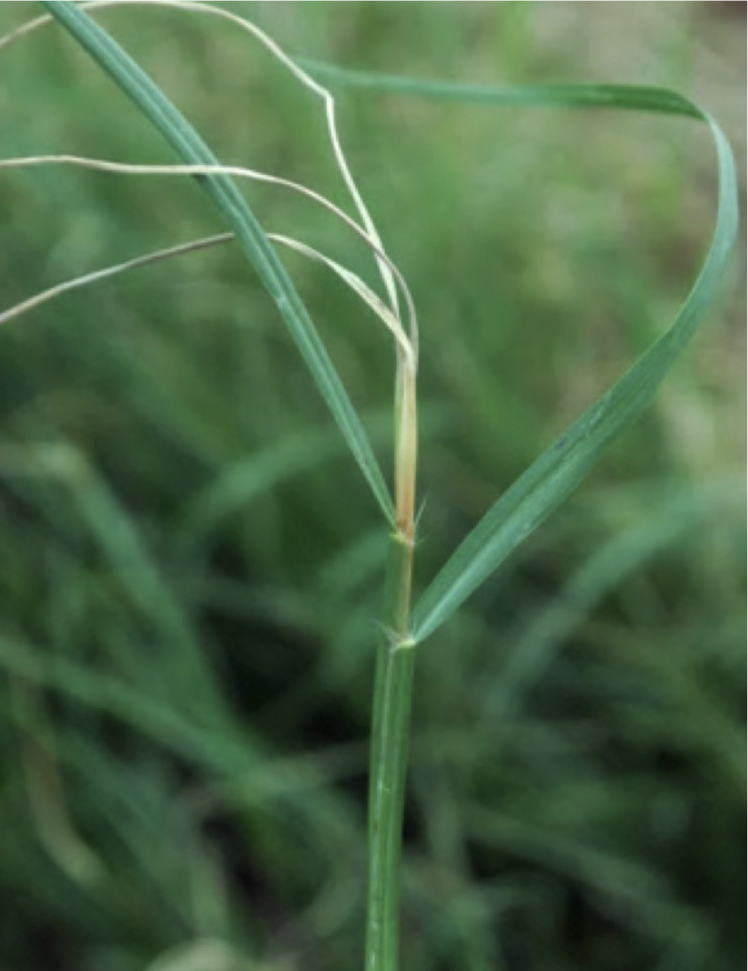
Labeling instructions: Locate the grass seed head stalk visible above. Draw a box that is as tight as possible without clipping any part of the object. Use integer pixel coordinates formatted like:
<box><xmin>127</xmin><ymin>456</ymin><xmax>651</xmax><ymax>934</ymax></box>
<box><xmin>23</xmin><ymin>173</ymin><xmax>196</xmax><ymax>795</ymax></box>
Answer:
<box><xmin>0</xmin><ymin>3</ymin><xmax>421</xmax><ymax>535</ymax></box>
<box><xmin>4</xmin><ymin>5</ymin><xmax>422</xmax><ymax>970</ymax></box>
<box><xmin>1</xmin><ymin>5</ymin><xmax>739</xmax><ymax>971</ymax></box>
<box><xmin>0</xmin><ymin>0</ymin><xmax>416</xmax><ymax>346</ymax></box>
<box><xmin>0</xmin><ymin>7</ymin><xmax>418</xmax><ymax>971</ymax></box>
<box><xmin>395</xmin><ymin>355</ymin><xmax>418</xmax><ymax>547</ymax></box>
<box><xmin>0</xmin><ymin>154</ymin><xmax>420</xmax><ymax>535</ymax></box>
<box><xmin>0</xmin><ymin>152</ymin><xmax>416</xmax><ymax>330</ymax></box>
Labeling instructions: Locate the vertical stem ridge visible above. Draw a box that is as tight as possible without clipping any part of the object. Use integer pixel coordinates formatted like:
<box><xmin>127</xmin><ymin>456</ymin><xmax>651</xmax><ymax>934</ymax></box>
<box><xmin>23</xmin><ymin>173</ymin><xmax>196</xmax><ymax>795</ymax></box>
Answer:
<box><xmin>365</xmin><ymin>532</ymin><xmax>416</xmax><ymax>971</ymax></box>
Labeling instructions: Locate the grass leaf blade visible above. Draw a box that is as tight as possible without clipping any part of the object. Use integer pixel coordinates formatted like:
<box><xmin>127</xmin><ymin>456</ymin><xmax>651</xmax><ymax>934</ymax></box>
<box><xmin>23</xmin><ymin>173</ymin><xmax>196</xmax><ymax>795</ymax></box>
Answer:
<box><xmin>293</xmin><ymin>62</ymin><xmax>738</xmax><ymax>643</ymax></box>
<box><xmin>40</xmin><ymin>0</ymin><xmax>394</xmax><ymax>523</ymax></box>
<box><xmin>297</xmin><ymin>61</ymin><xmax>702</xmax><ymax>119</ymax></box>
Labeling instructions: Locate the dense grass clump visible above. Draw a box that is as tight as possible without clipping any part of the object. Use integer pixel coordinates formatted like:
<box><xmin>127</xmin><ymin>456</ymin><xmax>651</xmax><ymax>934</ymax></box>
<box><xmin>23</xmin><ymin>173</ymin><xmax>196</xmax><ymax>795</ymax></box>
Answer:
<box><xmin>0</xmin><ymin>4</ymin><xmax>743</xmax><ymax>971</ymax></box>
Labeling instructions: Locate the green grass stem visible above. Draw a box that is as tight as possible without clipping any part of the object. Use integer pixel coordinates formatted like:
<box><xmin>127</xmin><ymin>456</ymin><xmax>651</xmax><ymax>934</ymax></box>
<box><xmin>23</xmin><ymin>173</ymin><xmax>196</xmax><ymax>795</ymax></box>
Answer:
<box><xmin>366</xmin><ymin>532</ymin><xmax>416</xmax><ymax>971</ymax></box>
<box><xmin>3</xmin><ymin>5</ymin><xmax>739</xmax><ymax>970</ymax></box>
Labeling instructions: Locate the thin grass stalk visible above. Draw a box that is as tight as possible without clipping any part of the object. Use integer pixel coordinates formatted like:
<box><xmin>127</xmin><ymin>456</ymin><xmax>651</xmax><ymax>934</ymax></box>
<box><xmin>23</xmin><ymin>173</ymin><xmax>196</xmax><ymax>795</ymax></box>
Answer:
<box><xmin>366</xmin><ymin>346</ymin><xmax>418</xmax><ymax>970</ymax></box>
<box><xmin>8</xmin><ymin>7</ymin><xmax>736</xmax><ymax>970</ymax></box>
<box><xmin>366</xmin><ymin>531</ymin><xmax>416</xmax><ymax>971</ymax></box>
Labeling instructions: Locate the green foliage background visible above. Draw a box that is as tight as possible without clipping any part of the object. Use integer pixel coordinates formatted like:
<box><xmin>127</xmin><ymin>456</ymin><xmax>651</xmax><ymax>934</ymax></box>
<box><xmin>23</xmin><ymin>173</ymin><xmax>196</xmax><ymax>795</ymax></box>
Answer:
<box><xmin>0</xmin><ymin>4</ymin><xmax>744</xmax><ymax>970</ymax></box>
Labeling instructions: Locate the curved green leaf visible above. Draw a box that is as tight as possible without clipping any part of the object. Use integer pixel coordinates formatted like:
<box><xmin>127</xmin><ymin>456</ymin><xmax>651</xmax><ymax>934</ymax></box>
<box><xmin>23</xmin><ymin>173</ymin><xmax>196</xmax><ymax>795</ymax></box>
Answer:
<box><xmin>298</xmin><ymin>60</ymin><xmax>702</xmax><ymax>119</ymax></box>
<box><xmin>300</xmin><ymin>65</ymin><xmax>737</xmax><ymax>645</ymax></box>
<box><xmin>40</xmin><ymin>1</ymin><xmax>394</xmax><ymax>523</ymax></box>
<box><xmin>36</xmin><ymin>10</ymin><xmax>738</xmax><ymax>644</ymax></box>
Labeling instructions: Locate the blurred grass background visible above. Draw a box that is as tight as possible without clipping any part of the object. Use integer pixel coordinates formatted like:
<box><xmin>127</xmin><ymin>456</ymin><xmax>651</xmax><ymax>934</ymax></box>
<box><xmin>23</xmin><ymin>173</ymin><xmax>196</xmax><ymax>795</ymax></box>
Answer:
<box><xmin>0</xmin><ymin>3</ymin><xmax>744</xmax><ymax>970</ymax></box>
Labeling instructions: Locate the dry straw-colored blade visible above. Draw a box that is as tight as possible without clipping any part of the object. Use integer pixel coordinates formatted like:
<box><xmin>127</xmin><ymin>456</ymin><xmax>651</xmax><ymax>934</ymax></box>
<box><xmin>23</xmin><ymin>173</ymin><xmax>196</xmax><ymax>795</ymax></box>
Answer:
<box><xmin>4</xmin><ymin>0</ymin><xmax>406</xmax><ymax>332</ymax></box>
<box><xmin>0</xmin><ymin>153</ymin><xmax>418</xmax><ymax>353</ymax></box>
<box><xmin>38</xmin><ymin>0</ymin><xmax>395</xmax><ymax>523</ymax></box>
<box><xmin>0</xmin><ymin>234</ymin><xmax>233</xmax><ymax>328</ymax></box>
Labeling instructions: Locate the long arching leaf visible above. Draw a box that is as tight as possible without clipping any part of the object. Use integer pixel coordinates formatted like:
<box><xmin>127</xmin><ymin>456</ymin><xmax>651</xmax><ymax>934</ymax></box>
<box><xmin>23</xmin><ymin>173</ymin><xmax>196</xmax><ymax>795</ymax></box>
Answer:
<box><xmin>40</xmin><ymin>1</ymin><xmax>394</xmax><ymax>523</ymax></box>
<box><xmin>299</xmin><ymin>64</ymin><xmax>738</xmax><ymax>645</ymax></box>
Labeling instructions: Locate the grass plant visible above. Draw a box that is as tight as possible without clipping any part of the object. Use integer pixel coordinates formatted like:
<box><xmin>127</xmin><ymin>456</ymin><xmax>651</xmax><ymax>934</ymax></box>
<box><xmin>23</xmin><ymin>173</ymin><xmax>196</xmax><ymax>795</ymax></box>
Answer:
<box><xmin>0</xmin><ymin>4</ymin><xmax>741</xmax><ymax>970</ymax></box>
